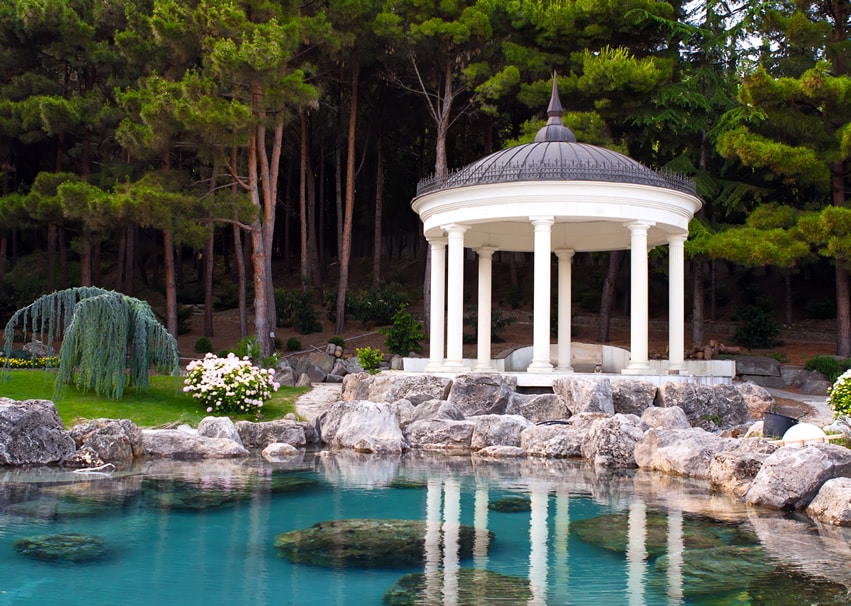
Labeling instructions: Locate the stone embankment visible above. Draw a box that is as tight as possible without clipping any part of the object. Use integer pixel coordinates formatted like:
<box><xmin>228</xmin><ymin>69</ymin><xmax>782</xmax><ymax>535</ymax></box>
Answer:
<box><xmin>2</xmin><ymin>370</ymin><xmax>851</xmax><ymax>527</ymax></box>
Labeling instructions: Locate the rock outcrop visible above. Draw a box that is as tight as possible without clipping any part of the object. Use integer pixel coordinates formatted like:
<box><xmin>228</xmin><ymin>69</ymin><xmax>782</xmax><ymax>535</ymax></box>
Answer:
<box><xmin>68</xmin><ymin>418</ymin><xmax>144</xmax><ymax>465</ymax></box>
<box><xmin>317</xmin><ymin>400</ymin><xmax>407</xmax><ymax>454</ymax></box>
<box><xmin>634</xmin><ymin>428</ymin><xmax>737</xmax><ymax>479</ymax></box>
<box><xmin>142</xmin><ymin>429</ymin><xmax>249</xmax><ymax>459</ymax></box>
<box><xmin>446</xmin><ymin>373</ymin><xmax>517</xmax><ymax>416</ymax></box>
<box><xmin>0</xmin><ymin>398</ymin><xmax>75</xmax><ymax>466</ymax></box>
<box><xmin>805</xmin><ymin>477</ymin><xmax>851</xmax><ymax>526</ymax></box>
<box><xmin>553</xmin><ymin>377</ymin><xmax>614</xmax><ymax>415</ymax></box>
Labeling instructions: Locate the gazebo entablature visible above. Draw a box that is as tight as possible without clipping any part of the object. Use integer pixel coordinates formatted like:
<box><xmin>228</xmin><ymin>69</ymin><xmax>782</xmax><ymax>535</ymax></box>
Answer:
<box><xmin>411</xmin><ymin>77</ymin><xmax>702</xmax><ymax>378</ymax></box>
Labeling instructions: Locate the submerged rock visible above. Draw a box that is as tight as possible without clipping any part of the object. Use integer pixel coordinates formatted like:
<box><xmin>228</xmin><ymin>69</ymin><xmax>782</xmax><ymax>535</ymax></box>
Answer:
<box><xmin>14</xmin><ymin>533</ymin><xmax>108</xmax><ymax>562</ymax></box>
<box><xmin>650</xmin><ymin>545</ymin><xmax>775</xmax><ymax>597</ymax></box>
<box><xmin>488</xmin><ymin>496</ymin><xmax>531</xmax><ymax>513</ymax></box>
<box><xmin>267</xmin><ymin>472</ymin><xmax>322</xmax><ymax>495</ymax></box>
<box><xmin>275</xmin><ymin>519</ymin><xmax>490</xmax><ymax>568</ymax></box>
<box><xmin>383</xmin><ymin>568</ymin><xmax>532</xmax><ymax>605</ymax></box>
<box><xmin>141</xmin><ymin>477</ymin><xmax>252</xmax><ymax>511</ymax></box>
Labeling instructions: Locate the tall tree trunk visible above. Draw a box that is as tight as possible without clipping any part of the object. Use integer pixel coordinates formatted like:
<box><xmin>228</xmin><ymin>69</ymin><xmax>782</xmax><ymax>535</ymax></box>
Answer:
<box><xmin>204</xmin><ymin>227</ymin><xmax>215</xmax><ymax>337</ymax></box>
<box><xmin>692</xmin><ymin>260</ymin><xmax>705</xmax><ymax>348</ymax></box>
<box><xmin>832</xmin><ymin>164</ymin><xmax>850</xmax><ymax>356</ymax></box>
<box><xmin>597</xmin><ymin>250</ymin><xmax>622</xmax><ymax>342</ymax></box>
<box><xmin>163</xmin><ymin>229</ymin><xmax>178</xmax><ymax>337</ymax></box>
<box><xmin>234</xmin><ymin>224</ymin><xmax>248</xmax><ymax>340</ymax></box>
<box><xmin>372</xmin><ymin>136</ymin><xmax>384</xmax><ymax>288</ymax></box>
<box><xmin>335</xmin><ymin>119</ymin><xmax>343</xmax><ymax>256</ymax></box>
<box><xmin>335</xmin><ymin>61</ymin><xmax>359</xmax><ymax>335</ymax></box>
<box><xmin>307</xmin><ymin>143</ymin><xmax>322</xmax><ymax>290</ymax></box>
<box><xmin>299</xmin><ymin>111</ymin><xmax>310</xmax><ymax>289</ymax></box>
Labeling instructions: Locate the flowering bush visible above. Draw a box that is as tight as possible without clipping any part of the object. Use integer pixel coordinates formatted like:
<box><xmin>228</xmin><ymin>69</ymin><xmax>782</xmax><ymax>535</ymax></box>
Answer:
<box><xmin>828</xmin><ymin>368</ymin><xmax>851</xmax><ymax>418</ymax></box>
<box><xmin>183</xmin><ymin>353</ymin><xmax>280</xmax><ymax>415</ymax></box>
<box><xmin>1</xmin><ymin>356</ymin><xmax>60</xmax><ymax>369</ymax></box>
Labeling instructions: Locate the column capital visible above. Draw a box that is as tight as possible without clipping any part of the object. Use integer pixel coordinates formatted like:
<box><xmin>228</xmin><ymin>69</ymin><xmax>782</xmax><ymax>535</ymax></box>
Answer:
<box><xmin>475</xmin><ymin>245</ymin><xmax>498</xmax><ymax>258</ymax></box>
<box><xmin>441</xmin><ymin>223</ymin><xmax>469</xmax><ymax>235</ymax></box>
<box><xmin>554</xmin><ymin>248</ymin><xmax>575</xmax><ymax>260</ymax></box>
<box><xmin>667</xmin><ymin>233</ymin><xmax>687</xmax><ymax>247</ymax></box>
<box><xmin>529</xmin><ymin>215</ymin><xmax>555</xmax><ymax>228</ymax></box>
<box><xmin>427</xmin><ymin>236</ymin><xmax>447</xmax><ymax>247</ymax></box>
<box><xmin>625</xmin><ymin>220</ymin><xmax>654</xmax><ymax>234</ymax></box>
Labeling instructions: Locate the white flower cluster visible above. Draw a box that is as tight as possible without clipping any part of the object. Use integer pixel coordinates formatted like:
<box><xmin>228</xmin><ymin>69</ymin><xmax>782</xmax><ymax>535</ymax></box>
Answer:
<box><xmin>183</xmin><ymin>353</ymin><xmax>280</xmax><ymax>415</ymax></box>
<box><xmin>828</xmin><ymin>368</ymin><xmax>851</xmax><ymax>418</ymax></box>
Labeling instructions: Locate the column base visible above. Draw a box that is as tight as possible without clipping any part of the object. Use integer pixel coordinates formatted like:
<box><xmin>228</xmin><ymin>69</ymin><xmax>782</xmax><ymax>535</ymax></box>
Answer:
<box><xmin>442</xmin><ymin>360</ymin><xmax>466</xmax><ymax>371</ymax></box>
<box><xmin>527</xmin><ymin>361</ymin><xmax>554</xmax><ymax>373</ymax></box>
<box><xmin>473</xmin><ymin>362</ymin><xmax>494</xmax><ymax>371</ymax></box>
<box><xmin>555</xmin><ymin>365</ymin><xmax>574</xmax><ymax>373</ymax></box>
<box><xmin>621</xmin><ymin>363</ymin><xmax>652</xmax><ymax>375</ymax></box>
<box><xmin>424</xmin><ymin>360</ymin><xmax>445</xmax><ymax>373</ymax></box>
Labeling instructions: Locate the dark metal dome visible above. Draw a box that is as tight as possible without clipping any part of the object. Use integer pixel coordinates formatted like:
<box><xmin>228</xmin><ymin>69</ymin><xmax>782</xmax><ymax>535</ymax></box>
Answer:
<box><xmin>416</xmin><ymin>78</ymin><xmax>696</xmax><ymax>197</ymax></box>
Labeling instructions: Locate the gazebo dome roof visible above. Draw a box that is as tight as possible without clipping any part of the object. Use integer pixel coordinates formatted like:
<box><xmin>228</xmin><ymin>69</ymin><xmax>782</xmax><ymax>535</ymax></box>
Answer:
<box><xmin>417</xmin><ymin>79</ymin><xmax>695</xmax><ymax>197</ymax></box>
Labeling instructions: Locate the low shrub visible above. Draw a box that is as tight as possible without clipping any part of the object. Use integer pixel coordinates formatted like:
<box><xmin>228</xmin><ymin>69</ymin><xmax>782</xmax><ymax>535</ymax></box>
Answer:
<box><xmin>275</xmin><ymin>288</ymin><xmax>322</xmax><ymax>334</ymax></box>
<box><xmin>286</xmin><ymin>337</ymin><xmax>302</xmax><ymax>352</ymax></box>
<box><xmin>356</xmin><ymin>346</ymin><xmax>383</xmax><ymax>374</ymax></box>
<box><xmin>733</xmin><ymin>305</ymin><xmax>779</xmax><ymax>349</ymax></box>
<box><xmin>183</xmin><ymin>353</ymin><xmax>280</xmax><ymax>415</ymax></box>
<box><xmin>828</xmin><ymin>369</ymin><xmax>851</xmax><ymax>418</ymax></box>
<box><xmin>328</xmin><ymin>335</ymin><xmax>346</xmax><ymax>347</ymax></box>
<box><xmin>805</xmin><ymin>355</ymin><xmax>851</xmax><ymax>383</ymax></box>
<box><xmin>380</xmin><ymin>305</ymin><xmax>424</xmax><ymax>356</ymax></box>
<box><xmin>194</xmin><ymin>336</ymin><xmax>214</xmax><ymax>354</ymax></box>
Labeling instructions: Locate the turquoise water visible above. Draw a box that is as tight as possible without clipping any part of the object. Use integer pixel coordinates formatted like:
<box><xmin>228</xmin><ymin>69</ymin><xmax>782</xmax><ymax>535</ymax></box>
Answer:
<box><xmin>0</xmin><ymin>454</ymin><xmax>849</xmax><ymax>605</ymax></box>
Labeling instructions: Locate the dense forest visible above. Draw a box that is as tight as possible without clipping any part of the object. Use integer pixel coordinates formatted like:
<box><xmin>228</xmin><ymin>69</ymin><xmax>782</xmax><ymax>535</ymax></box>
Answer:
<box><xmin>0</xmin><ymin>0</ymin><xmax>848</xmax><ymax>357</ymax></box>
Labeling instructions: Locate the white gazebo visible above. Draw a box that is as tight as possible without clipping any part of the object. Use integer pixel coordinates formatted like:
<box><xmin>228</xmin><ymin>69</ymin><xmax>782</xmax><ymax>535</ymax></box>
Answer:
<box><xmin>411</xmin><ymin>78</ymin><xmax>703</xmax><ymax>378</ymax></box>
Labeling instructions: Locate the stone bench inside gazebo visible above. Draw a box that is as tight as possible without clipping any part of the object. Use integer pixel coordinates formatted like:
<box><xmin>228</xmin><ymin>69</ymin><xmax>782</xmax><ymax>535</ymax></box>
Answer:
<box><xmin>406</xmin><ymin>76</ymin><xmax>734</xmax><ymax>387</ymax></box>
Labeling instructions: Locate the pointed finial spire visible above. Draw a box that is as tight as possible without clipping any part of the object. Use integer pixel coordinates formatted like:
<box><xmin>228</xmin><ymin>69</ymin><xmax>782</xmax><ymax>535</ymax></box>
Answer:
<box><xmin>534</xmin><ymin>73</ymin><xmax>576</xmax><ymax>143</ymax></box>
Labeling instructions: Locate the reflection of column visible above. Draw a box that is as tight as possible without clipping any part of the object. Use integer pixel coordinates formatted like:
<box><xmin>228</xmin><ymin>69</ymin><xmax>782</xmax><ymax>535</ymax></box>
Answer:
<box><xmin>528</xmin><ymin>482</ymin><xmax>550</xmax><ymax>606</ymax></box>
<box><xmin>426</xmin><ymin>238</ymin><xmax>447</xmax><ymax>371</ymax></box>
<box><xmin>667</xmin><ymin>509</ymin><xmax>684</xmax><ymax>605</ymax></box>
<box><xmin>555</xmin><ymin>249</ymin><xmax>574</xmax><ymax>371</ymax></box>
<box><xmin>444</xmin><ymin>225</ymin><xmax>468</xmax><ymax>370</ymax></box>
<box><xmin>473</xmin><ymin>482</ymin><xmax>490</xmax><ymax>568</ymax></box>
<box><xmin>475</xmin><ymin>247</ymin><xmax>497</xmax><ymax>370</ymax></box>
<box><xmin>667</xmin><ymin>235</ymin><xmax>687</xmax><ymax>374</ymax></box>
<box><xmin>553</xmin><ymin>488</ymin><xmax>570</xmax><ymax>602</ymax></box>
<box><xmin>624</xmin><ymin>222</ymin><xmax>653</xmax><ymax>374</ymax></box>
<box><xmin>627</xmin><ymin>500</ymin><xmax>648</xmax><ymax>606</ymax></box>
<box><xmin>443</xmin><ymin>479</ymin><xmax>461</xmax><ymax>606</ymax></box>
<box><xmin>424</xmin><ymin>478</ymin><xmax>443</xmax><ymax>604</ymax></box>
<box><xmin>529</xmin><ymin>216</ymin><xmax>554</xmax><ymax>372</ymax></box>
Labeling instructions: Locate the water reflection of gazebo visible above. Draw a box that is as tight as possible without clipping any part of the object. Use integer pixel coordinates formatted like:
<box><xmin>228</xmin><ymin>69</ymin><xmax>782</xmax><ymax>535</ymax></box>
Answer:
<box><xmin>411</xmin><ymin>78</ymin><xmax>702</xmax><ymax>377</ymax></box>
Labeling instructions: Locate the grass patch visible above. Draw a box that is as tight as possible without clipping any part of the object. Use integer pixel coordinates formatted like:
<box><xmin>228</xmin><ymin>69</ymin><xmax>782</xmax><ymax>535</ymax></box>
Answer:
<box><xmin>1</xmin><ymin>370</ymin><xmax>307</xmax><ymax>428</ymax></box>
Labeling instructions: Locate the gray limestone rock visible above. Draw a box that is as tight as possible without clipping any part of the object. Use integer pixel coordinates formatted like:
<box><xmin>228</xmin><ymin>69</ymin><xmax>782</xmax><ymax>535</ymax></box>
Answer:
<box><xmin>342</xmin><ymin>372</ymin><xmax>452</xmax><ymax>406</ymax></box>
<box><xmin>69</xmin><ymin>418</ymin><xmax>144</xmax><ymax>464</ymax></box>
<box><xmin>505</xmin><ymin>392</ymin><xmax>568</xmax><ymax>423</ymax></box>
<box><xmin>735</xmin><ymin>355</ymin><xmax>781</xmax><ymax>377</ymax></box>
<box><xmin>474</xmin><ymin>445</ymin><xmax>527</xmax><ymax>458</ymax></box>
<box><xmin>656</xmin><ymin>382</ymin><xmax>749</xmax><ymax>431</ymax></box>
<box><xmin>708</xmin><ymin>439</ymin><xmax>778</xmax><ymax>498</ymax></box>
<box><xmin>470</xmin><ymin>414</ymin><xmax>532</xmax><ymax>450</ymax></box>
<box><xmin>552</xmin><ymin>376</ymin><xmax>614</xmax><ymax>415</ymax></box>
<box><xmin>745</xmin><ymin>444</ymin><xmax>851</xmax><ymax>510</ymax></box>
<box><xmin>580</xmin><ymin>413</ymin><xmax>646</xmax><ymax>468</ymax></box>
<box><xmin>611</xmin><ymin>380</ymin><xmax>657</xmax><ymax>416</ymax></box>
<box><xmin>734</xmin><ymin>381</ymin><xmax>774</xmax><ymax>419</ymax></box>
<box><xmin>404</xmin><ymin>418</ymin><xmax>476</xmax><ymax>452</ymax></box>
<box><xmin>800</xmin><ymin>379</ymin><xmax>831</xmax><ymax>396</ymax></box>
<box><xmin>317</xmin><ymin>400</ymin><xmax>407</xmax><ymax>454</ymax></box>
<box><xmin>519</xmin><ymin>423</ymin><xmax>584</xmax><ymax>458</ymax></box>
<box><xmin>806</xmin><ymin>477</ymin><xmax>851</xmax><ymax>526</ymax></box>
<box><xmin>261</xmin><ymin>442</ymin><xmax>301</xmax><ymax>461</ymax></box>
<box><xmin>142</xmin><ymin>429</ymin><xmax>250</xmax><ymax>459</ymax></box>
<box><xmin>197</xmin><ymin>416</ymin><xmax>243</xmax><ymax>446</ymax></box>
<box><xmin>446</xmin><ymin>373</ymin><xmax>517</xmax><ymax>416</ymax></box>
<box><xmin>0</xmin><ymin>398</ymin><xmax>76</xmax><ymax>466</ymax></box>
<box><xmin>236</xmin><ymin>419</ymin><xmax>308</xmax><ymax>449</ymax></box>
<box><xmin>641</xmin><ymin>406</ymin><xmax>691</xmax><ymax>430</ymax></box>
<box><xmin>633</xmin><ymin>428</ymin><xmax>737</xmax><ymax>479</ymax></box>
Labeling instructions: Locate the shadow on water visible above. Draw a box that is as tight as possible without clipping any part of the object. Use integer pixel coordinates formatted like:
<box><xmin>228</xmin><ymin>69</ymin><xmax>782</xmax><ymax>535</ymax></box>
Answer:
<box><xmin>0</xmin><ymin>453</ymin><xmax>849</xmax><ymax>605</ymax></box>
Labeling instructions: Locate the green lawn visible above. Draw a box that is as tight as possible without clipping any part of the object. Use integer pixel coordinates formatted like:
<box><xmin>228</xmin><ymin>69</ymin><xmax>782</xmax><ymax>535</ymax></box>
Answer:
<box><xmin>1</xmin><ymin>370</ymin><xmax>307</xmax><ymax>428</ymax></box>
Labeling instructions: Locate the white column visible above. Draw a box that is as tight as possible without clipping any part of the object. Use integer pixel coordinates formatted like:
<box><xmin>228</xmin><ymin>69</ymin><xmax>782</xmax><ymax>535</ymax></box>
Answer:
<box><xmin>667</xmin><ymin>509</ymin><xmax>684</xmax><ymax>605</ymax></box>
<box><xmin>624</xmin><ymin>221</ymin><xmax>653</xmax><ymax>374</ymax></box>
<box><xmin>667</xmin><ymin>235</ymin><xmax>687</xmax><ymax>374</ymax></box>
<box><xmin>528</xmin><ymin>216</ymin><xmax>554</xmax><ymax>373</ymax></box>
<box><xmin>444</xmin><ymin>225</ymin><xmax>468</xmax><ymax>370</ymax></box>
<box><xmin>475</xmin><ymin>247</ymin><xmax>497</xmax><ymax>370</ymax></box>
<box><xmin>424</xmin><ymin>478</ymin><xmax>443</xmax><ymax>604</ymax></box>
<box><xmin>555</xmin><ymin>249</ymin><xmax>574</xmax><ymax>371</ymax></box>
<box><xmin>528</xmin><ymin>481</ymin><xmax>550</xmax><ymax>606</ymax></box>
<box><xmin>626</xmin><ymin>499</ymin><xmax>648</xmax><ymax>606</ymax></box>
<box><xmin>426</xmin><ymin>238</ymin><xmax>447</xmax><ymax>371</ymax></box>
<box><xmin>442</xmin><ymin>478</ymin><xmax>461</xmax><ymax>606</ymax></box>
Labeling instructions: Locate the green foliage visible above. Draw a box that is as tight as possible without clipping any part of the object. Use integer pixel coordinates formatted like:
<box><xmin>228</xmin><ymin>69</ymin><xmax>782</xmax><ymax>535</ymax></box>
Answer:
<box><xmin>380</xmin><ymin>305</ymin><xmax>424</xmax><ymax>356</ymax></box>
<box><xmin>194</xmin><ymin>336</ymin><xmax>214</xmax><ymax>354</ymax></box>
<box><xmin>766</xmin><ymin>352</ymin><xmax>789</xmax><ymax>364</ymax></box>
<box><xmin>286</xmin><ymin>337</ymin><xmax>302</xmax><ymax>352</ymax></box>
<box><xmin>335</xmin><ymin>284</ymin><xmax>410</xmax><ymax>328</ymax></box>
<box><xmin>232</xmin><ymin>335</ymin><xmax>261</xmax><ymax>362</ymax></box>
<box><xmin>328</xmin><ymin>335</ymin><xmax>346</xmax><ymax>347</ymax></box>
<box><xmin>732</xmin><ymin>305</ymin><xmax>780</xmax><ymax>349</ymax></box>
<box><xmin>356</xmin><ymin>346</ymin><xmax>383</xmax><ymax>374</ymax></box>
<box><xmin>805</xmin><ymin>356</ymin><xmax>851</xmax><ymax>383</ymax></box>
<box><xmin>2</xmin><ymin>287</ymin><xmax>179</xmax><ymax>400</ymax></box>
<box><xmin>828</xmin><ymin>370</ymin><xmax>851</xmax><ymax>418</ymax></box>
<box><xmin>275</xmin><ymin>289</ymin><xmax>322</xmax><ymax>334</ymax></box>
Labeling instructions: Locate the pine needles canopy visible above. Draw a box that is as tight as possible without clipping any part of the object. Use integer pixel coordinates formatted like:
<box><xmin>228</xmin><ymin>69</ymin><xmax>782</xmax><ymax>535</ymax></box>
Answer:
<box><xmin>2</xmin><ymin>287</ymin><xmax>179</xmax><ymax>400</ymax></box>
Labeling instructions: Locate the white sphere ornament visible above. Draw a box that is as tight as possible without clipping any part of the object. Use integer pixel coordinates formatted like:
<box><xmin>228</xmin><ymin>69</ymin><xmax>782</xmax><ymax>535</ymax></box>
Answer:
<box><xmin>781</xmin><ymin>422</ymin><xmax>827</xmax><ymax>447</ymax></box>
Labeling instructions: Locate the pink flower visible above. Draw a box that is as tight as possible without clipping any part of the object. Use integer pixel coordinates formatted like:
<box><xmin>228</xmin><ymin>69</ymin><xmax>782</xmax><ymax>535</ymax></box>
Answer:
<box><xmin>206</xmin><ymin>407</ymin><xmax>213</xmax><ymax>413</ymax></box>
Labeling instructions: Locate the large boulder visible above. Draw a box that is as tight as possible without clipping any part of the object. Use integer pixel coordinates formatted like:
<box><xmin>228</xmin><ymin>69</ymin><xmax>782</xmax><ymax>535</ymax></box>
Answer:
<box><xmin>294</xmin><ymin>351</ymin><xmax>336</xmax><ymax>383</ymax></box>
<box><xmin>342</xmin><ymin>372</ymin><xmax>452</xmax><ymax>406</ymax></box>
<box><xmin>396</xmin><ymin>399</ymin><xmax>464</xmax><ymax>429</ymax></box>
<box><xmin>68</xmin><ymin>418</ymin><xmax>144</xmax><ymax>464</ymax></box>
<box><xmin>734</xmin><ymin>381</ymin><xmax>774</xmax><ymax>419</ymax></box>
<box><xmin>404</xmin><ymin>418</ymin><xmax>476</xmax><ymax>452</ymax></box>
<box><xmin>317</xmin><ymin>400</ymin><xmax>407</xmax><ymax>454</ymax></box>
<box><xmin>470</xmin><ymin>414</ymin><xmax>532</xmax><ymax>450</ymax></box>
<box><xmin>641</xmin><ymin>406</ymin><xmax>691</xmax><ymax>430</ymax></box>
<box><xmin>634</xmin><ymin>428</ymin><xmax>737</xmax><ymax>479</ymax></box>
<box><xmin>655</xmin><ymin>383</ymin><xmax>749</xmax><ymax>431</ymax></box>
<box><xmin>611</xmin><ymin>380</ymin><xmax>657</xmax><ymax>416</ymax></box>
<box><xmin>0</xmin><ymin>399</ymin><xmax>75</xmax><ymax>466</ymax></box>
<box><xmin>142</xmin><ymin>429</ymin><xmax>250</xmax><ymax>459</ymax></box>
<box><xmin>446</xmin><ymin>373</ymin><xmax>517</xmax><ymax>416</ymax></box>
<box><xmin>236</xmin><ymin>420</ymin><xmax>310</xmax><ymax>449</ymax></box>
<box><xmin>519</xmin><ymin>413</ymin><xmax>608</xmax><ymax>458</ymax></box>
<box><xmin>552</xmin><ymin>377</ymin><xmax>614</xmax><ymax>415</ymax></box>
<box><xmin>197</xmin><ymin>416</ymin><xmax>243</xmax><ymax>446</ymax></box>
<box><xmin>735</xmin><ymin>355</ymin><xmax>781</xmax><ymax>377</ymax></box>
<box><xmin>505</xmin><ymin>392</ymin><xmax>568</xmax><ymax>423</ymax></box>
<box><xmin>580</xmin><ymin>413</ymin><xmax>646</xmax><ymax>468</ymax></box>
<box><xmin>806</xmin><ymin>477</ymin><xmax>851</xmax><ymax>526</ymax></box>
<box><xmin>708</xmin><ymin>439</ymin><xmax>778</xmax><ymax>498</ymax></box>
<box><xmin>745</xmin><ymin>444</ymin><xmax>851</xmax><ymax>510</ymax></box>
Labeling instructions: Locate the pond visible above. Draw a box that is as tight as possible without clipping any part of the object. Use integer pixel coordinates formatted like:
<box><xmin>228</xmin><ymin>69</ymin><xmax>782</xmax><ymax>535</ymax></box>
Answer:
<box><xmin>1</xmin><ymin>453</ymin><xmax>849</xmax><ymax>605</ymax></box>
